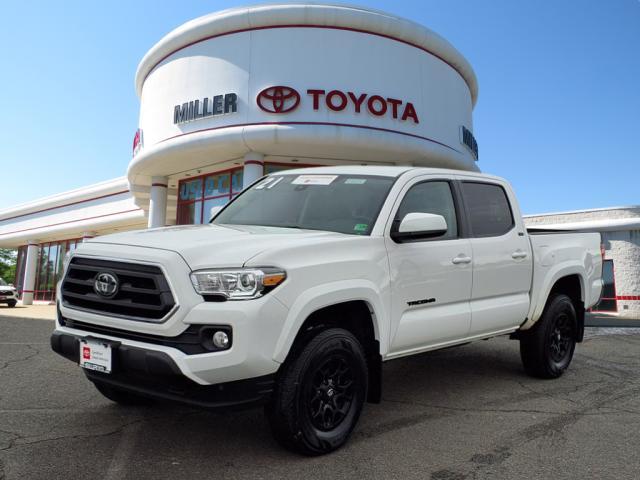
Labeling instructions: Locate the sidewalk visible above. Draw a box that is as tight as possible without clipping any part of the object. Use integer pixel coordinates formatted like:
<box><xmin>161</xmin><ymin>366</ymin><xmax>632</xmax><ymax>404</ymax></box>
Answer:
<box><xmin>0</xmin><ymin>304</ymin><xmax>56</xmax><ymax>321</ymax></box>
<box><xmin>586</xmin><ymin>313</ymin><xmax>640</xmax><ymax>328</ymax></box>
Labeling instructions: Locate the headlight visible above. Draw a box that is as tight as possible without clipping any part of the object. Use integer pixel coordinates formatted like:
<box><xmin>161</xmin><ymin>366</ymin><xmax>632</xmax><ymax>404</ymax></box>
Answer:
<box><xmin>190</xmin><ymin>268</ymin><xmax>286</xmax><ymax>300</ymax></box>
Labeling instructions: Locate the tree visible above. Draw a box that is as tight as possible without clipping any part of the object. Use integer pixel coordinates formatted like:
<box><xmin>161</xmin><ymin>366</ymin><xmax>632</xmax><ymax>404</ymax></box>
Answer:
<box><xmin>0</xmin><ymin>249</ymin><xmax>17</xmax><ymax>284</ymax></box>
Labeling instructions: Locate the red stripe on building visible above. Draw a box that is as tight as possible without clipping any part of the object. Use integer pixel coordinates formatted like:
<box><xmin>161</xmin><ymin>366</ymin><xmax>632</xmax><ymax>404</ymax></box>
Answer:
<box><xmin>159</xmin><ymin>121</ymin><xmax>462</xmax><ymax>154</ymax></box>
<box><xmin>0</xmin><ymin>209</ymin><xmax>142</xmax><ymax>237</ymax></box>
<box><xmin>143</xmin><ymin>24</ymin><xmax>472</xmax><ymax>91</ymax></box>
<box><xmin>0</xmin><ymin>190</ymin><xmax>129</xmax><ymax>223</ymax></box>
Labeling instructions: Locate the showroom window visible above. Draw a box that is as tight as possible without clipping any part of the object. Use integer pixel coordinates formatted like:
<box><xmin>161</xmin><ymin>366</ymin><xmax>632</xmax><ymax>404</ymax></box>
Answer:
<box><xmin>591</xmin><ymin>260</ymin><xmax>617</xmax><ymax>312</ymax></box>
<box><xmin>176</xmin><ymin>168</ymin><xmax>243</xmax><ymax>225</ymax></box>
<box><xmin>14</xmin><ymin>246</ymin><xmax>27</xmax><ymax>295</ymax></box>
<box><xmin>35</xmin><ymin>238</ymin><xmax>82</xmax><ymax>302</ymax></box>
<box><xmin>176</xmin><ymin>163</ymin><xmax>318</xmax><ymax>225</ymax></box>
<box><xmin>15</xmin><ymin>238</ymin><xmax>82</xmax><ymax>302</ymax></box>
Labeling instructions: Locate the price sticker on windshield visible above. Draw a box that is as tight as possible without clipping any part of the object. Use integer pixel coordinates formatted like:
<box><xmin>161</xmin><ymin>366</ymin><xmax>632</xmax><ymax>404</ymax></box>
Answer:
<box><xmin>291</xmin><ymin>175</ymin><xmax>338</xmax><ymax>186</ymax></box>
<box><xmin>254</xmin><ymin>177</ymin><xmax>283</xmax><ymax>190</ymax></box>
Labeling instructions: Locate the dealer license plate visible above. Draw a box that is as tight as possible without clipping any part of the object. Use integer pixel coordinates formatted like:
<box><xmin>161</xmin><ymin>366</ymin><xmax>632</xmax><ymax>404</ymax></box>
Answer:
<box><xmin>79</xmin><ymin>339</ymin><xmax>112</xmax><ymax>374</ymax></box>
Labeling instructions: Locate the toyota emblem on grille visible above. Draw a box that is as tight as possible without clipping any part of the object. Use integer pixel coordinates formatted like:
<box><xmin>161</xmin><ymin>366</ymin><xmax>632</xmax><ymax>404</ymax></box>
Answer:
<box><xmin>256</xmin><ymin>86</ymin><xmax>300</xmax><ymax>113</ymax></box>
<box><xmin>94</xmin><ymin>272</ymin><xmax>119</xmax><ymax>298</ymax></box>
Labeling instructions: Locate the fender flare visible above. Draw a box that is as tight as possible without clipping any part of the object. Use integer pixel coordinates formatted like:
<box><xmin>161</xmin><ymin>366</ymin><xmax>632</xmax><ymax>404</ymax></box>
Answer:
<box><xmin>271</xmin><ymin>279</ymin><xmax>387</xmax><ymax>363</ymax></box>
<box><xmin>521</xmin><ymin>264</ymin><xmax>586</xmax><ymax>330</ymax></box>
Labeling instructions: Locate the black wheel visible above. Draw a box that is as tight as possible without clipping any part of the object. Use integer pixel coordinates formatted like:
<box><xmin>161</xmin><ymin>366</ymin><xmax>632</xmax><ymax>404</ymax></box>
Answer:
<box><xmin>266</xmin><ymin>328</ymin><xmax>368</xmax><ymax>455</ymax></box>
<box><xmin>520</xmin><ymin>294</ymin><xmax>577</xmax><ymax>379</ymax></box>
<box><xmin>93</xmin><ymin>382</ymin><xmax>155</xmax><ymax>406</ymax></box>
<box><xmin>7</xmin><ymin>301</ymin><xmax>16</xmax><ymax>308</ymax></box>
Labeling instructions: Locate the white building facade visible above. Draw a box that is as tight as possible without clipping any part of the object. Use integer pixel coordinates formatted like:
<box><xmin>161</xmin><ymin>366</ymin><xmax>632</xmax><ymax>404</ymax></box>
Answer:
<box><xmin>0</xmin><ymin>179</ymin><xmax>147</xmax><ymax>303</ymax></box>
<box><xmin>0</xmin><ymin>3</ymin><xmax>481</xmax><ymax>304</ymax></box>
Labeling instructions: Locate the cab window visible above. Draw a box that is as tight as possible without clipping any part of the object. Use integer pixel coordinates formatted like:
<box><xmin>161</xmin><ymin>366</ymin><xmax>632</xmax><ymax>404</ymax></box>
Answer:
<box><xmin>395</xmin><ymin>181</ymin><xmax>458</xmax><ymax>240</ymax></box>
<box><xmin>461</xmin><ymin>182</ymin><xmax>514</xmax><ymax>237</ymax></box>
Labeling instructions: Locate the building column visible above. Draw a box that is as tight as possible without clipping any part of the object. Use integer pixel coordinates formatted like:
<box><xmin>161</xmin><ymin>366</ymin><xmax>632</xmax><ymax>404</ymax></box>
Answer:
<box><xmin>21</xmin><ymin>241</ymin><xmax>40</xmax><ymax>305</ymax></box>
<box><xmin>243</xmin><ymin>152</ymin><xmax>264</xmax><ymax>190</ymax></box>
<box><xmin>148</xmin><ymin>176</ymin><xmax>168</xmax><ymax>228</ymax></box>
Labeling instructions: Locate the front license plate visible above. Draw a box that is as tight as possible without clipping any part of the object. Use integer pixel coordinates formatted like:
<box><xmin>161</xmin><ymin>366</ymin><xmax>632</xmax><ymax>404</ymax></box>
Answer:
<box><xmin>79</xmin><ymin>339</ymin><xmax>112</xmax><ymax>374</ymax></box>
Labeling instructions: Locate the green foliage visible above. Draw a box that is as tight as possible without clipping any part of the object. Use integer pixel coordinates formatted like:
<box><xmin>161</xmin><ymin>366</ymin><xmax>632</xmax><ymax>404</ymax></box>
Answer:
<box><xmin>0</xmin><ymin>249</ymin><xmax>17</xmax><ymax>284</ymax></box>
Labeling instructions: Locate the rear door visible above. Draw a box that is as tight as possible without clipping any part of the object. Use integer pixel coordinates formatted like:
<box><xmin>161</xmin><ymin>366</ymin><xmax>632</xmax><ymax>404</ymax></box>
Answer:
<box><xmin>458</xmin><ymin>179</ymin><xmax>533</xmax><ymax>335</ymax></box>
<box><xmin>385</xmin><ymin>176</ymin><xmax>473</xmax><ymax>356</ymax></box>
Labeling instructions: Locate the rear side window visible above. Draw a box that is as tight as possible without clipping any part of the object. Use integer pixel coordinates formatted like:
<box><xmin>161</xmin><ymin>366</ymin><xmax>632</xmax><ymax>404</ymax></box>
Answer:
<box><xmin>461</xmin><ymin>182</ymin><xmax>514</xmax><ymax>237</ymax></box>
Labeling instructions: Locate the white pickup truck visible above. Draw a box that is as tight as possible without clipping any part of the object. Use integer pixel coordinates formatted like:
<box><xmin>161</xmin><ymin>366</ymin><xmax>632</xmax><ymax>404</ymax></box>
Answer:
<box><xmin>51</xmin><ymin>166</ymin><xmax>602</xmax><ymax>454</ymax></box>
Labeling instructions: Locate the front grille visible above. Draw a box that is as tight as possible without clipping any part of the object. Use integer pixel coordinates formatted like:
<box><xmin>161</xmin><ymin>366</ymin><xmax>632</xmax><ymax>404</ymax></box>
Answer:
<box><xmin>61</xmin><ymin>257</ymin><xmax>176</xmax><ymax>321</ymax></box>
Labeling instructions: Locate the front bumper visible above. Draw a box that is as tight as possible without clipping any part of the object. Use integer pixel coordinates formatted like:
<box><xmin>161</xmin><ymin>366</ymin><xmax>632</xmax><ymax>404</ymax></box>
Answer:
<box><xmin>51</xmin><ymin>331</ymin><xmax>275</xmax><ymax>410</ymax></box>
<box><xmin>0</xmin><ymin>293</ymin><xmax>17</xmax><ymax>303</ymax></box>
<box><xmin>57</xmin><ymin>246</ymin><xmax>289</xmax><ymax>385</ymax></box>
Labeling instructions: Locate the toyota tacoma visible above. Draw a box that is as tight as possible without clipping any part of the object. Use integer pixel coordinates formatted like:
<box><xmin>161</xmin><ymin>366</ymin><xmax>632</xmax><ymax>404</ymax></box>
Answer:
<box><xmin>51</xmin><ymin>166</ymin><xmax>603</xmax><ymax>455</ymax></box>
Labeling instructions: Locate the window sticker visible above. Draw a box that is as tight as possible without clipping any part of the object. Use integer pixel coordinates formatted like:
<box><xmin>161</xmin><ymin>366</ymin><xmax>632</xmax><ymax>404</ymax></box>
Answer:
<box><xmin>254</xmin><ymin>177</ymin><xmax>282</xmax><ymax>190</ymax></box>
<box><xmin>344</xmin><ymin>178</ymin><xmax>367</xmax><ymax>185</ymax></box>
<box><xmin>291</xmin><ymin>175</ymin><xmax>338</xmax><ymax>186</ymax></box>
<box><xmin>266</xmin><ymin>177</ymin><xmax>283</xmax><ymax>189</ymax></box>
<box><xmin>354</xmin><ymin>223</ymin><xmax>368</xmax><ymax>232</ymax></box>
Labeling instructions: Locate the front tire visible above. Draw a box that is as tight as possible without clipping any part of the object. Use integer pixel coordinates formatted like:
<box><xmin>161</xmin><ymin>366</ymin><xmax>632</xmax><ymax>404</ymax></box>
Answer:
<box><xmin>266</xmin><ymin>328</ymin><xmax>368</xmax><ymax>455</ymax></box>
<box><xmin>93</xmin><ymin>382</ymin><xmax>155</xmax><ymax>406</ymax></box>
<box><xmin>7</xmin><ymin>301</ymin><xmax>16</xmax><ymax>308</ymax></box>
<box><xmin>520</xmin><ymin>294</ymin><xmax>577</xmax><ymax>379</ymax></box>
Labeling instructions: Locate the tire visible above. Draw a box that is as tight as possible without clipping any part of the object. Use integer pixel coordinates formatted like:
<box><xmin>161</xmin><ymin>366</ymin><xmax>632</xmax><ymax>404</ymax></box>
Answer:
<box><xmin>7</xmin><ymin>301</ymin><xmax>16</xmax><ymax>308</ymax></box>
<box><xmin>520</xmin><ymin>294</ymin><xmax>577</xmax><ymax>379</ymax></box>
<box><xmin>93</xmin><ymin>382</ymin><xmax>155</xmax><ymax>406</ymax></box>
<box><xmin>266</xmin><ymin>328</ymin><xmax>368</xmax><ymax>455</ymax></box>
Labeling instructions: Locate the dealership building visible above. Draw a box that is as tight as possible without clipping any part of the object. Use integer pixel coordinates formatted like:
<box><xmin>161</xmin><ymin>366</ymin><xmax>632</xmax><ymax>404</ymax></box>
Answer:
<box><xmin>0</xmin><ymin>3</ymin><xmax>637</xmax><ymax>319</ymax></box>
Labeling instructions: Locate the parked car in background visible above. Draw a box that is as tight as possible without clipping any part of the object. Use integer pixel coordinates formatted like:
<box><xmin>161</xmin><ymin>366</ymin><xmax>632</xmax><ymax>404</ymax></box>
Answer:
<box><xmin>0</xmin><ymin>277</ymin><xmax>18</xmax><ymax>307</ymax></box>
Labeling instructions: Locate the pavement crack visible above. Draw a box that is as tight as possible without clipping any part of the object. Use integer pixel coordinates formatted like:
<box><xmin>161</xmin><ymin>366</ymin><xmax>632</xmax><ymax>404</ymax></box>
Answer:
<box><xmin>382</xmin><ymin>398</ymin><xmax>562</xmax><ymax>416</ymax></box>
<box><xmin>0</xmin><ymin>344</ymin><xmax>40</xmax><ymax>372</ymax></box>
<box><xmin>0</xmin><ymin>415</ymin><xmax>165</xmax><ymax>454</ymax></box>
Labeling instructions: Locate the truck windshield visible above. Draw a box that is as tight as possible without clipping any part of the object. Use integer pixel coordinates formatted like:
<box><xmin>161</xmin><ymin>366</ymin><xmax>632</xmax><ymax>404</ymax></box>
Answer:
<box><xmin>213</xmin><ymin>174</ymin><xmax>394</xmax><ymax>235</ymax></box>
<box><xmin>0</xmin><ymin>278</ymin><xmax>7</xmax><ymax>286</ymax></box>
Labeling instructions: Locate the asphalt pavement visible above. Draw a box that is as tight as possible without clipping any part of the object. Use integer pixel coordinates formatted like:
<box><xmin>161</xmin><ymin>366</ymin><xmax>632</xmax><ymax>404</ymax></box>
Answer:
<box><xmin>1</xmin><ymin>315</ymin><xmax>640</xmax><ymax>480</ymax></box>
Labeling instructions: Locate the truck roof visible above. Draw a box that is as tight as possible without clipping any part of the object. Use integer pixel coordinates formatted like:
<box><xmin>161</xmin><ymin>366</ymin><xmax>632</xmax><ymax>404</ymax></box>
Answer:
<box><xmin>274</xmin><ymin>165</ymin><xmax>501</xmax><ymax>181</ymax></box>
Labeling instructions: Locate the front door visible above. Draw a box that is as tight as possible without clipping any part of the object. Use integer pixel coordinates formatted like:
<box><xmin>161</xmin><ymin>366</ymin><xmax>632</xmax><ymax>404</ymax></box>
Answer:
<box><xmin>386</xmin><ymin>178</ymin><xmax>473</xmax><ymax>357</ymax></box>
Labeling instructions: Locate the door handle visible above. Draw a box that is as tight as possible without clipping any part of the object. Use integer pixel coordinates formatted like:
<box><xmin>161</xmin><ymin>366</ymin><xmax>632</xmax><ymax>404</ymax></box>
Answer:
<box><xmin>512</xmin><ymin>250</ymin><xmax>528</xmax><ymax>259</ymax></box>
<box><xmin>452</xmin><ymin>255</ymin><xmax>472</xmax><ymax>265</ymax></box>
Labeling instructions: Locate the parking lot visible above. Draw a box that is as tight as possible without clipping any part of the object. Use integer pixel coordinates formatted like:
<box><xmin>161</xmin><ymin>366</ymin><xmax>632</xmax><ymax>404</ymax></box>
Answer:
<box><xmin>1</xmin><ymin>314</ymin><xmax>640</xmax><ymax>480</ymax></box>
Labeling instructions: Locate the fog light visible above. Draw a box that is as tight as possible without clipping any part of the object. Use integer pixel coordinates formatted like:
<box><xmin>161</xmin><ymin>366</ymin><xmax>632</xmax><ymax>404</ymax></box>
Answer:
<box><xmin>212</xmin><ymin>331</ymin><xmax>230</xmax><ymax>349</ymax></box>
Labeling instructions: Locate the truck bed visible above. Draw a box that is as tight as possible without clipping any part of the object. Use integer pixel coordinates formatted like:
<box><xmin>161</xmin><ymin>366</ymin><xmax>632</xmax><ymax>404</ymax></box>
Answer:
<box><xmin>523</xmin><ymin>231</ymin><xmax>603</xmax><ymax>329</ymax></box>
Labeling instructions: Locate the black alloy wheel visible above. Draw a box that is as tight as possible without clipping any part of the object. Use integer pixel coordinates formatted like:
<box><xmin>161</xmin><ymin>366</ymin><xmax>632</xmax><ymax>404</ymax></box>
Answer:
<box><xmin>267</xmin><ymin>328</ymin><xmax>368</xmax><ymax>455</ymax></box>
<box><xmin>520</xmin><ymin>293</ymin><xmax>577</xmax><ymax>379</ymax></box>
<box><xmin>305</xmin><ymin>354</ymin><xmax>356</xmax><ymax>431</ymax></box>
<box><xmin>548</xmin><ymin>312</ymin><xmax>574</xmax><ymax>364</ymax></box>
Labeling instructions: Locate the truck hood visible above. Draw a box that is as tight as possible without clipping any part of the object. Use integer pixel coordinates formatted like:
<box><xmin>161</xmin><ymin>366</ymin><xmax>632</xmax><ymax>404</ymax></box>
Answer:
<box><xmin>86</xmin><ymin>224</ymin><xmax>351</xmax><ymax>270</ymax></box>
<box><xmin>0</xmin><ymin>286</ymin><xmax>15</xmax><ymax>293</ymax></box>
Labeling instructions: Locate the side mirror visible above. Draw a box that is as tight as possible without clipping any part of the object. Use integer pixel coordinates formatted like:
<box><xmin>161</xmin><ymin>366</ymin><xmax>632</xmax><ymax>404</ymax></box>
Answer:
<box><xmin>391</xmin><ymin>213</ymin><xmax>448</xmax><ymax>242</ymax></box>
<box><xmin>209</xmin><ymin>205</ymin><xmax>224</xmax><ymax>222</ymax></box>
<box><xmin>8</xmin><ymin>283</ymin><xmax>14</xmax><ymax>288</ymax></box>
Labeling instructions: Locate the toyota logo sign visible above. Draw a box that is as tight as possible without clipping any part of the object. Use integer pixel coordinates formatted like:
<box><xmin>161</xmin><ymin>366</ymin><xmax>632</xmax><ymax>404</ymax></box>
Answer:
<box><xmin>257</xmin><ymin>86</ymin><xmax>300</xmax><ymax>113</ymax></box>
<box><xmin>94</xmin><ymin>272</ymin><xmax>119</xmax><ymax>298</ymax></box>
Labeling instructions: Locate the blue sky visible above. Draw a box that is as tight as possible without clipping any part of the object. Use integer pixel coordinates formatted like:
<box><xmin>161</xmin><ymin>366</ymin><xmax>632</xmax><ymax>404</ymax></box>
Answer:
<box><xmin>1</xmin><ymin>0</ymin><xmax>638</xmax><ymax>214</ymax></box>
